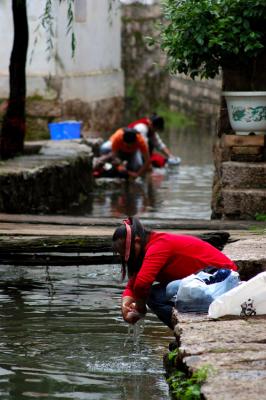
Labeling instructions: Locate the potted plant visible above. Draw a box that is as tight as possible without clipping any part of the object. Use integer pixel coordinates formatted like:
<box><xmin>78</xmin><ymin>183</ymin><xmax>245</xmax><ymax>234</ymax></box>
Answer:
<box><xmin>159</xmin><ymin>0</ymin><xmax>266</xmax><ymax>135</ymax></box>
<box><xmin>222</xmin><ymin>91</ymin><xmax>266</xmax><ymax>135</ymax></box>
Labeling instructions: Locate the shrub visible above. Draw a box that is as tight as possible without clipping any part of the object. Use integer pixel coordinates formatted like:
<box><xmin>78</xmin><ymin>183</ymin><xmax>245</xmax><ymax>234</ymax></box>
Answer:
<box><xmin>160</xmin><ymin>0</ymin><xmax>266</xmax><ymax>79</ymax></box>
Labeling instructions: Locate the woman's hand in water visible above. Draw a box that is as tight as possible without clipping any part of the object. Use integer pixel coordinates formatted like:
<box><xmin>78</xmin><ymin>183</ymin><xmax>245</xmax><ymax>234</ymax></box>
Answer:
<box><xmin>122</xmin><ymin>296</ymin><xmax>135</xmax><ymax>321</ymax></box>
<box><xmin>125</xmin><ymin>309</ymin><xmax>142</xmax><ymax>324</ymax></box>
<box><xmin>127</xmin><ymin>171</ymin><xmax>138</xmax><ymax>179</ymax></box>
<box><xmin>122</xmin><ymin>297</ymin><xmax>144</xmax><ymax>324</ymax></box>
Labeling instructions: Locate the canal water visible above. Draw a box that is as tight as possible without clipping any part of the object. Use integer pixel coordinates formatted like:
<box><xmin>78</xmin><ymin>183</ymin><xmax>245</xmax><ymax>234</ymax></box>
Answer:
<box><xmin>70</xmin><ymin>126</ymin><xmax>215</xmax><ymax>220</ymax></box>
<box><xmin>0</xmin><ymin>264</ymin><xmax>172</xmax><ymax>399</ymax></box>
<box><xmin>0</xmin><ymin>126</ymin><xmax>215</xmax><ymax>399</ymax></box>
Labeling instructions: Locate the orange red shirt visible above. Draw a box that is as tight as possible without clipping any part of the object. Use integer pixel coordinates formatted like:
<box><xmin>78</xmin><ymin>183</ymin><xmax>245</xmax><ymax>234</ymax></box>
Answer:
<box><xmin>110</xmin><ymin>128</ymin><xmax>148</xmax><ymax>154</ymax></box>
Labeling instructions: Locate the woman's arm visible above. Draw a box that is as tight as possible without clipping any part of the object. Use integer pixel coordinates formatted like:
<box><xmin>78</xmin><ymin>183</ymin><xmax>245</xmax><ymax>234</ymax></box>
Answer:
<box><xmin>128</xmin><ymin>150</ymin><xmax>151</xmax><ymax>178</ymax></box>
<box><xmin>154</xmin><ymin>132</ymin><xmax>174</xmax><ymax>159</ymax></box>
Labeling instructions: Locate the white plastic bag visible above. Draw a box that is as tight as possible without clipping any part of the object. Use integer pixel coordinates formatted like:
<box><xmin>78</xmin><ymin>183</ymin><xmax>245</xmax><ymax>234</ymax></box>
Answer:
<box><xmin>175</xmin><ymin>270</ymin><xmax>240</xmax><ymax>313</ymax></box>
<box><xmin>208</xmin><ymin>271</ymin><xmax>266</xmax><ymax>318</ymax></box>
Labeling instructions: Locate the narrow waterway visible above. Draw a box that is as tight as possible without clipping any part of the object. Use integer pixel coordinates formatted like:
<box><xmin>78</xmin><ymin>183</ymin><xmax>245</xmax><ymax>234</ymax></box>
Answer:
<box><xmin>70</xmin><ymin>126</ymin><xmax>215</xmax><ymax>219</ymax></box>
<box><xmin>0</xmin><ymin>125</ymin><xmax>216</xmax><ymax>399</ymax></box>
<box><xmin>0</xmin><ymin>264</ymin><xmax>172</xmax><ymax>399</ymax></box>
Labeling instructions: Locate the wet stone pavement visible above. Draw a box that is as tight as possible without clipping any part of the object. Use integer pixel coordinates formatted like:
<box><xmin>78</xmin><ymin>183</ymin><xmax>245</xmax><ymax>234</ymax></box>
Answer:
<box><xmin>173</xmin><ymin>313</ymin><xmax>266</xmax><ymax>400</ymax></box>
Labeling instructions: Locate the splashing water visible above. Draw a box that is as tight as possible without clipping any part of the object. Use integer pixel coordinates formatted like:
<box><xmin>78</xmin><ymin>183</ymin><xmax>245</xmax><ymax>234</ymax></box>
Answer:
<box><xmin>125</xmin><ymin>319</ymin><xmax>146</xmax><ymax>352</ymax></box>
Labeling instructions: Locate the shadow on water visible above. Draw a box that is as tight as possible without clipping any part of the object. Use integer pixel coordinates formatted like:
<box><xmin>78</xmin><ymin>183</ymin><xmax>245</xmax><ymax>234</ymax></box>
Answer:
<box><xmin>0</xmin><ymin>264</ymin><xmax>172</xmax><ymax>400</ymax></box>
<box><xmin>69</xmin><ymin>124</ymin><xmax>216</xmax><ymax>220</ymax></box>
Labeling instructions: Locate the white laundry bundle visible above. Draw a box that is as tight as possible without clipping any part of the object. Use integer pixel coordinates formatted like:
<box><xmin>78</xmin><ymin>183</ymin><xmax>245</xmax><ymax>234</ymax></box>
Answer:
<box><xmin>173</xmin><ymin>269</ymin><xmax>240</xmax><ymax>313</ymax></box>
<box><xmin>208</xmin><ymin>271</ymin><xmax>266</xmax><ymax>318</ymax></box>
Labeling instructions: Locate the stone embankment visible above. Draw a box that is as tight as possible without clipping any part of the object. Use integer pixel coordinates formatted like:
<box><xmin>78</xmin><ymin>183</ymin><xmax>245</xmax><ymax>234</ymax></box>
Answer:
<box><xmin>171</xmin><ymin>313</ymin><xmax>266</xmax><ymax>400</ymax></box>
<box><xmin>212</xmin><ymin>134</ymin><xmax>266</xmax><ymax>220</ymax></box>
<box><xmin>0</xmin><ymin>139</ymin><xmax>101</xmax><ymax>214</ymax></box>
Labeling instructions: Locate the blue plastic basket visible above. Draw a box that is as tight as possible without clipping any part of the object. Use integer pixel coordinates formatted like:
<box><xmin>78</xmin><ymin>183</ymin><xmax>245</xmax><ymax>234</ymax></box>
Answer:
<box><xmin>48</xmin><ymin>121</ymin><xmax>82</xmax><ymax>140</ymax></box>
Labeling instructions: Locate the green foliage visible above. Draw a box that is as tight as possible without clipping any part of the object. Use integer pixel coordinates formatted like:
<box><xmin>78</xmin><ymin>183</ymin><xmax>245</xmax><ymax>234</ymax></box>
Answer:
<box><xmin>168</xmin><ymin>348</ymin><xmax>178</xmax><ymax>362</ymax></box>
<box><xmin>167</xmin><ymin>365</ymin><xmax>210</xmax><ymax>400</ymax></box>
<box><xmin>125</xmin><ymin>84</ymin><xmax>143</xmax><ymax>117</ymax></box>
<box><xmin>156</xmin><ymin>105</ymin><xmax>194</xmax><ymax>129</ymax></box>
<box><xmin>38</xmin><ymin>0</ymin><xmax>75</xmax><ymax>59</ymax></box>
<box><xmin>160</xmin><ymin>0</ymin><xmax>266</xmax><ymax>79</ymax></box>
<box><xmin>248</xmin><ymin>226</ymin><xmax>266</xmax><ymax>234</ymax></box>
<box><xmin>25</xmin><ymin>127</ymin><xmax>50</xmax><ymax>141</ymax></box>
<box><xmin>255</xmin><ymin>213</ymin><xmax>266</xmax><ymax>221</ymax></box>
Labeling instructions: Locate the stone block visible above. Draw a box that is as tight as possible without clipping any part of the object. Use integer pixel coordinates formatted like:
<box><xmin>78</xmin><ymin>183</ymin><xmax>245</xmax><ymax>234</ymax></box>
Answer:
<box><xmin>213</xmin><ymin>138</ymin><xmax>232</xmax><ymax>164</ymax></box>
<box><xmin>222</xmin><ymin>161</ymin><xmax>266</xmax><ymax>189</ymax></box>
<box><xmin>62</xmin><ymin>96</ymin><xmax>124</xmax><ymax>134</ymax></box>
<box><xmin>231</xmin><ymin>153</ymin><xmax>264</xmax><ymax>162</ymax></box>
<box><xmin>231</xmin><ymin>146</ymin><xmax>264</xmax><ymax>161</ymax></box>
<box><xmin>222</xmin><ymin>188</ymin><xmax>266</xmax><ymax>219</ymax></box>
<box><xmin>26</xmin><ymin>100</ymin><xmax>62</xmax><ymax>118</ymax></box>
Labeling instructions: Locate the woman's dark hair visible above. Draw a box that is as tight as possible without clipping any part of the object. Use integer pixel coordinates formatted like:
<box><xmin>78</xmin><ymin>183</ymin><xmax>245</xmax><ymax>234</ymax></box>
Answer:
<box><xmin>112</xmin><ymin>216</ymin><xmax>151</xmax><ymax>279</ymax></box>
<box><xmin>150</xmin><ymin>114</ymin><xmax>164</xmax><ymax>131</ymax></box>
<box><xmin>123</xmin><ymin>128</ymin><xmax>138</xmax><ymax>143</ymax></box>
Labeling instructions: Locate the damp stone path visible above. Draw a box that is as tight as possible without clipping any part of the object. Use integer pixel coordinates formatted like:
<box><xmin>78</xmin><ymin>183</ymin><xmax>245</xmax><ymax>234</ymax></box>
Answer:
<box><xmin>171</xmin><ymin>313</ymin><xmax>266</xmax><ymax>400</ymax></box>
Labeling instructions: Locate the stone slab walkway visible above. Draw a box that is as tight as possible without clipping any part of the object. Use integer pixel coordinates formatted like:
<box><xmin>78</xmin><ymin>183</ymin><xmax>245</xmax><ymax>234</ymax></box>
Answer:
<box><xmin>0</xmin><ymin>213</ymin><xmax>265</xmax><ymax>238</ymax></box>
<box><xmin>174</xmin><ymin>313</ymin><xmax>266</xmax><ymax>400</ymax></box>
<box><xmin>0</xmin><ymin>214</ymin><xmax>265</xmax><ymax>276</ymax></box>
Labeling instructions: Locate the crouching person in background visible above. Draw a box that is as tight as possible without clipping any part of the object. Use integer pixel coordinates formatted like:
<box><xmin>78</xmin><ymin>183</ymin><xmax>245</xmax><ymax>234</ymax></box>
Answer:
<box><xmin>94</xmin><ymin>128</ymin><xmax>150</xmax><ymax>179</ymax></box>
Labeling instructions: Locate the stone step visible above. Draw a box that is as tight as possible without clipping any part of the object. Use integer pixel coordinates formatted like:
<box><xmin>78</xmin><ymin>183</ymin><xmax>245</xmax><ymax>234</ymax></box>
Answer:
<box><xmin>222</xmin><ymin>188</ymin><xmax>266</xmax><ymax>219</ymax></box>
<box><xmin>222</xmin><ymin>161</ymin><xmax>266</xmax><ymax>189</ymax></box>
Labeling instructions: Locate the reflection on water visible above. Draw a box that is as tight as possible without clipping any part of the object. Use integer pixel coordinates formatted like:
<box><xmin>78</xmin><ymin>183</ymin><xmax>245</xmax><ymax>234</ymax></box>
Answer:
<box><xmin>70</xmin><ymin>126</ymin><xmax>215</xmax><ymax>219</ymax></box>
<box><xmin>0</xmin><ymin>264</ymin><xmax>172</xmax><ymax>400</ymax></box>
<box><xmin>83</xmin><ymin>164</ymin><xmax>213</xmax><ymax>220</ymax></box>
<box><xmin>68</xmin><ymin>127</ymin><xmax>213</xmax><ymax>219</ymax></box>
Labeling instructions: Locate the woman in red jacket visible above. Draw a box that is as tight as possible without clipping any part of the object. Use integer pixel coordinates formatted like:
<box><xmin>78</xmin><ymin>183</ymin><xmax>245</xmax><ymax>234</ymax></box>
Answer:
<box><xmin>128</xmin><ymin>114</ymin><xmax>179</xmax><ymax>167</ymax></box>
<box><xmin>112</xmin><ymin>217</ymin><xmax>237</xmax><ymax>329</ymax></box>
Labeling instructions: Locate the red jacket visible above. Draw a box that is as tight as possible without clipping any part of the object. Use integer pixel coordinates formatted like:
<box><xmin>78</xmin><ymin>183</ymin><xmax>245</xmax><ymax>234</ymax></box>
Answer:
<box><xmin>122</xmin><ymin>232</ymin><xmax>237</xmax><ymax>300</ymax></box>
<box><xmin>128</xmin><ymin>117</ymin><xmax>151</xmax><ymax>129</ymax></box>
